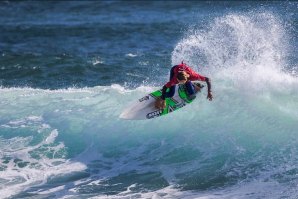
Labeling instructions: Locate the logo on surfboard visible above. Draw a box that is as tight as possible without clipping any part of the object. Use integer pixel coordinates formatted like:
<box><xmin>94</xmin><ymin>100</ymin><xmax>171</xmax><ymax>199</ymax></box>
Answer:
<box><xmin>146</xmin><ymin>110</ymin><xmax>163</xmax><ymax>119</ymax></box>
<box><xmin>139</xmin><ymin>95</ymin><xmax>150</xmax><ymax>102</ymax></box>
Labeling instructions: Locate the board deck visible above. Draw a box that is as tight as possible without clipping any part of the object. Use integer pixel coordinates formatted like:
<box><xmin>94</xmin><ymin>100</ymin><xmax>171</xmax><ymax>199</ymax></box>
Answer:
<box><xmin>120</xmin><ymin>83</ymin><xmax>203</xmax><ymax>120</ymax></box>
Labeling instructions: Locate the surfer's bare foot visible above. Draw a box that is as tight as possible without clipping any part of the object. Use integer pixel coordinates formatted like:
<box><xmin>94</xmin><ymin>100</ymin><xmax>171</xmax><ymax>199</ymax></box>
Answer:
<box><xmin>155</xmin><ymin>98</ymin><xmax>166</xmax><ymax>109</ymax></box>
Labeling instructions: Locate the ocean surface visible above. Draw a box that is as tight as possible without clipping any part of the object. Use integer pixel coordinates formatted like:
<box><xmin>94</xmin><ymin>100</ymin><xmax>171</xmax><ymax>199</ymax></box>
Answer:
<box><xmin>0</xmin><ymin>1</ymin><xmax>298</xmax><ymax>198</ymax></box>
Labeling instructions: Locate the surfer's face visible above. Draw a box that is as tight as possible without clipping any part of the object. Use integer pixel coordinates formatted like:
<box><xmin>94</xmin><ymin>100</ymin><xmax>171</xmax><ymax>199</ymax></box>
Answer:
<box><xmin>177</xmin><ymin>79</ymin><xmax>187</xmax><ymax>84</ymax></box>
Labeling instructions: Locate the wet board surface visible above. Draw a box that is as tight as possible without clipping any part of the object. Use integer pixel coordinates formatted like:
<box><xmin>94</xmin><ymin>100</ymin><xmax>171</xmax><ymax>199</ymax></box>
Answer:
<box><xmin>120</xmin><ymin>83</ymin><xmax>203</xmax><ymax>120</ymax></box>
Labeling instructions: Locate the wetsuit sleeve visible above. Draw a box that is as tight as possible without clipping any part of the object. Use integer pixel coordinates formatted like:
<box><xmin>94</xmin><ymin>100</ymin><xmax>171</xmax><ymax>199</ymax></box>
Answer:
<box><xmin>161</xmin><ymin>85</ymin><xmax>167</xmax><ymax>100</ymax></box>
<box><xmin>161</xmin><ymin>76</ymin><xmax>178</xmax><ymax>100</ymax></box>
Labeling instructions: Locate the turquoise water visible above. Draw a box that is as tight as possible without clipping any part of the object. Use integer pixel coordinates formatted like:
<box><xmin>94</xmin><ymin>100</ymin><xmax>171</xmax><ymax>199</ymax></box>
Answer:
<box><xmin>0</xmin><ymin>1</ymin><xmax>298</xmax><ymax>198</ymax></box>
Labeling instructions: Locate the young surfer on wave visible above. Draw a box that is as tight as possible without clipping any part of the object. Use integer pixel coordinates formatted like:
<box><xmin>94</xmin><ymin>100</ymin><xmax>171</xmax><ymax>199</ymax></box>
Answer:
<box><xmin>155</xmin><ymin>61</ymin><xmax>213</xmax><ymax>109</ymax></box>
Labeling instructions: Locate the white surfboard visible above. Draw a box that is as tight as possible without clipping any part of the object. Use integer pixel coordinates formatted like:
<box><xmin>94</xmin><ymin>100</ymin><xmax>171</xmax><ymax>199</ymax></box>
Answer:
<box><xmin>120</xmin><ymin>83</ymin><xmax>204</xmax><ymax>120</ymax></box>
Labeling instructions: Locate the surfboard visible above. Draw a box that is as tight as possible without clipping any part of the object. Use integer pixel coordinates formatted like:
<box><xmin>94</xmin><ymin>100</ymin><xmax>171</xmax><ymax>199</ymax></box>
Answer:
<box><xmin>120</xmin><ymin>83</ymin><xmax>204</xmax><ymax>120</ymax></box>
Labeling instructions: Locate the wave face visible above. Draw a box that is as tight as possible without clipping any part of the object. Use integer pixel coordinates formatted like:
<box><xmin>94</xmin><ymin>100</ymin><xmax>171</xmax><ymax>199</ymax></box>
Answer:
<box><xmin>0</xmin><ymin>2</ymin><xmax>298</xmax><ymax>199</ymax></box>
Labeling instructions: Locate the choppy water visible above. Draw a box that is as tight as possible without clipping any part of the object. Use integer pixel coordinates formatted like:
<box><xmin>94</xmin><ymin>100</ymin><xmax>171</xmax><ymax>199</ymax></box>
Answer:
<box><xmin>0</xmin><ymin>1</ymin><xmax>298</xmax><ymax>199</ymax></box>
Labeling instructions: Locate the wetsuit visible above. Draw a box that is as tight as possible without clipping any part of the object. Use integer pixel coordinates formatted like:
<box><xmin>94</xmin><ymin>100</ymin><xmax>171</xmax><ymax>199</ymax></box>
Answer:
<box><xmin>161</xmin><ymin>63</ymin><xmax>211</xmax><ymax>100</ymax></box>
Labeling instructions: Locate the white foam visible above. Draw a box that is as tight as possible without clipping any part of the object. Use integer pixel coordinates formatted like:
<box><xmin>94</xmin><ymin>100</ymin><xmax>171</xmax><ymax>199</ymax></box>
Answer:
<box><xmin>83</xmin><ymin>179</ymin><xmax>293</xmax><ymax>199</ymax></box>
<box><xmin>126</xmin><ymin>72</ymin><xmax>146</xmax><ymax>78</ymax></box>
<box><xmin>0</xmin><ymin>160</ymin><xmax>86</xmax><ymax>198</ymax></box>
<box><xmin>29</xmin><ymin>185</ymin><xmax>65</xmax><ymax>194</ymax></box>
<box><xmin>125</xmin><ymin>53</ymin><xmax>138</xmax><ymax>57</ymax></box>
<box><xmin>6</xmin><ymin>115</ymin><xmax>43</xmax><ymax>127</ymax></box>
<box><xmin>0</xmin><ymin>117</ymin><xmax>87</xmax><ymax>198</ymax></box>
<box><xmin>89</xmin><ymin>56</ymin><xmax>104</xmax><ymax>65</ymax></box>
<box><xmin>44</xmin><ymin>129</ymin><xmax>59</xmax><ymax>144</ymax></box>
<box><xmin>93</xmin><ymin>60</ymin><xmax>103</xmax><ymax>65</ymax></box>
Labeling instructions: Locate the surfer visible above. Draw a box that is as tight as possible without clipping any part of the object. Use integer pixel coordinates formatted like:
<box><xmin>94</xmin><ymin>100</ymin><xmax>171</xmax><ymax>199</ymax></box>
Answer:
<box><xmin>155</xmin><ymin>61</ymin><xmax>213</xmax><ymax>109</ymax></box>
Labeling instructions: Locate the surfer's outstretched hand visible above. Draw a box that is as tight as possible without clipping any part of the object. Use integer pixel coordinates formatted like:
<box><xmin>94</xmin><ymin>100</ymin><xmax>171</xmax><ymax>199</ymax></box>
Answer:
<box><xmin>155</xmin><ymin>98</ymin><xmax>166</xmax><ymax>110</ymax></box>
<box><xmin>207</xmin><ymin>91</ymin><xmax>213</xmax><ymax>101</ymax></box>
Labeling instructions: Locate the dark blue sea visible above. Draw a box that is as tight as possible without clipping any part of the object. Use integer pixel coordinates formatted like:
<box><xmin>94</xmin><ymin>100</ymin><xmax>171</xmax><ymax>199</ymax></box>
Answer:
<box><xmin>0</xmin><ymin>1</ymin><xmax>298</xmax><ymax>198</ymax></box>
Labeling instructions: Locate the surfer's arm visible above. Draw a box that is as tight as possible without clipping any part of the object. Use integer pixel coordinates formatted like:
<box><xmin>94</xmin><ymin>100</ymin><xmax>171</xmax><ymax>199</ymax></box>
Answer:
<box><xmin>161</xmin><ymin>79</ymin><xmax>176</xmax><ymax>100</ymax></box>
<box><xmin>205</xmin><ymin>77</ymin><xmax>213</xmax><ymax>101</ymax></box>
<box><xmin>190</xmin><ymin>71</ymin><xmax>212</xmax><ymax>100</ymax></box>
<box><xmin>161</xmin><ymin>85</ymin><xmax>168</xmax><ymax>100</ymax></box>
<box><xmin>205</xmin><ymin>77</ymin><xmax>211</xmax><ymax>93</ymax></box>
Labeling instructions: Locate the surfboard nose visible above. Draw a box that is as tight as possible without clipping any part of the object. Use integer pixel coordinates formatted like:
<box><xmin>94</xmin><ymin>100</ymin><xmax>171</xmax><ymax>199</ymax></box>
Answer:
<box><xmin>119</xmin><ymin>109</ymin><xmax>130</xmax><ymax>119</ymax></box>
<box><xmin>119</xmin><ymin>108</ymin><xmax>140</xmax><ymax>120</ymax></box>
